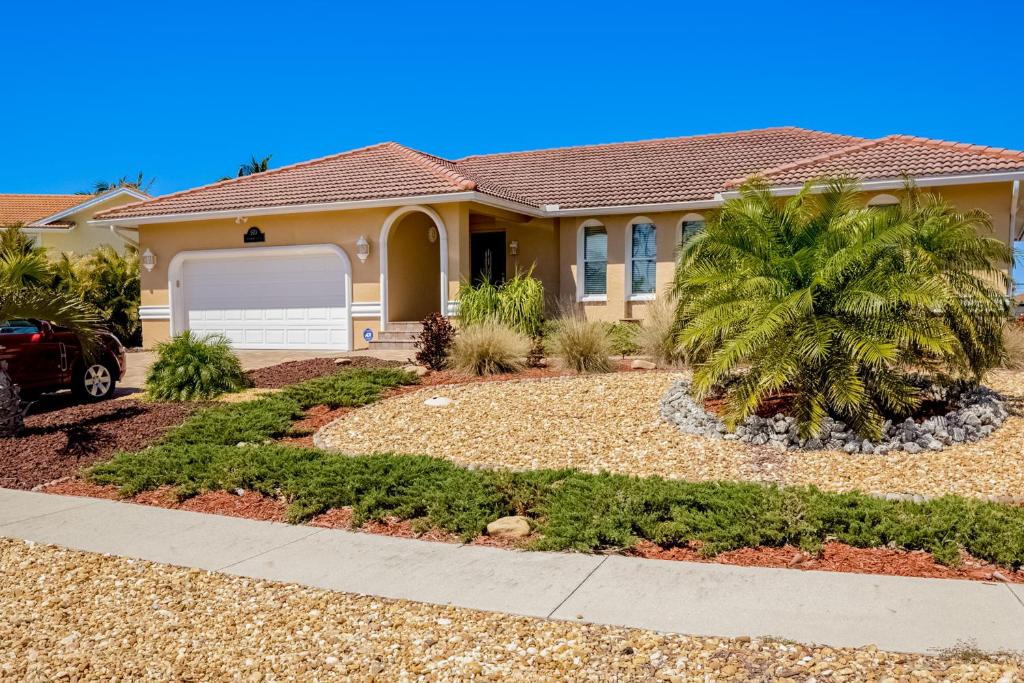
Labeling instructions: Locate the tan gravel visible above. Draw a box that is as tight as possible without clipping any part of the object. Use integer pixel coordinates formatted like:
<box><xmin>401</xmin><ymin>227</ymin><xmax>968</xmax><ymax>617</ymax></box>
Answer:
<box><xmin>318</xmin><ymin>370</ymin><xmax>1024</xmax><ymax>500</ymax></box>
<box><xmin>2</xmin><ymin>538</ymin><xmax>1021</xmax><ymax>682</ymax></box>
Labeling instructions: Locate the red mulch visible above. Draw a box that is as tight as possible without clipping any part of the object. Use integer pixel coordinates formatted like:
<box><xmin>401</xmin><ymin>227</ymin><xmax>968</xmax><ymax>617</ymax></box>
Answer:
<box><xmin>278</xmin><ymin>405</ymin><xmax>354</xmax><ymax>447</ymax></box>
<box><xmin>247</xmin><ymin>357</ymin><xmax>403</xmax><ymax>389</ymax></box>
<box><xmin>38</xmin><ymin>481</ymin><xmax>1021</xmax><ymax>583</ymax></box>
<box><xmin>627</xmin><ymin>540</ymin><xmax>1024</xmax><ymax>583</ymax></box>
<box><xmin>0</xmin><ymin>399</ymin><xmax>200</xmax><ymax>490</ymax></box>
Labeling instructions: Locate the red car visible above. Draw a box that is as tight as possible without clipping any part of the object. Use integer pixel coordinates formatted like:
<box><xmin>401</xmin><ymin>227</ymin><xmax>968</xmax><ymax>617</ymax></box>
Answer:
<box><xmin>0</xmin><ymin>319</ymin><xmax>127</xmax><ymax>401</ymax></box>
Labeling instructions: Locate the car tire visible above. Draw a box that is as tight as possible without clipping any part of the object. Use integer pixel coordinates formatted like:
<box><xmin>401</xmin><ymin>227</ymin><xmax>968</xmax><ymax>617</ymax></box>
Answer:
<box><xmin>72</xmin><ymin>359</ymin><xmax>117</xmax><ymax>402</ymax></box>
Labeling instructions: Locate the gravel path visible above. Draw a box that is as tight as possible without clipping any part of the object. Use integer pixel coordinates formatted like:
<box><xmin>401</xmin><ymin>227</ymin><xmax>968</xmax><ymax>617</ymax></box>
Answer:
<box><xmin>318</xmin><ymin>370</ymin><xmax>1024</xmax><ymax>499</ymax></box>
<box><xmin>2</xmin><ymin>539</ymin><xmax>1020</xmax><ymax>681</ymax></box>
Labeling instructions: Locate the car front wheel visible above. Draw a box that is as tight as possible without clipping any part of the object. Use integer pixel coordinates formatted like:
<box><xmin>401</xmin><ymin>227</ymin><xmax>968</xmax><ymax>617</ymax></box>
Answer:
<box><xmin>72</xmin><ymin>360</ymin><xmax>117</xmax><ymax>401</ymax></box>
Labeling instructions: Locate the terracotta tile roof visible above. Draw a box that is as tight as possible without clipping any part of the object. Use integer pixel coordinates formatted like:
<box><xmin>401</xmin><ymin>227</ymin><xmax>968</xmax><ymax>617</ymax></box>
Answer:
<box><xmin>731</xmin><ymin>135</ymin><xmax>1024</xmax><ymax>187</ymax></box>
<box><xmin>0</xmin><ymin>194</ymin><xmax>93</xmax><ymax>227</ymax></box>
<box><xmin>456</xmin><ymin>127</ymin><xmax>865</xmax><ymax>209</ymax></box>
<box><xmin>97</xmin><ymin>142</ymin><xmax>533</xmax><ymax>221</ymax></box>
<box><xmin>94</xmin><ymin>128</ymin><xmax>1024</xmax><ymax>221</ymax></box>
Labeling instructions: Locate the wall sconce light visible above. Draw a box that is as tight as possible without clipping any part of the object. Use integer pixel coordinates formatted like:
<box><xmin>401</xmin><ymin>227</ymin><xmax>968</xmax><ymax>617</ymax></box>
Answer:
<box><xmin>509</xmin><ymin>240</ymin><xmax>519</xmax><ymax>256</ymax></box>
<box><xmin>356</xmin><ymin>235</ymin><xmax>370</xmax><ymax>263</ymax></box>
<box><xmin>427</xmin><ymin>226</ymin><xmax>439</xmax><ymax>244</ymax></box>
<box><xmin>141</xmin><ymin>248</ymin><xmax>156</xmax><ymax>272</ymax></box>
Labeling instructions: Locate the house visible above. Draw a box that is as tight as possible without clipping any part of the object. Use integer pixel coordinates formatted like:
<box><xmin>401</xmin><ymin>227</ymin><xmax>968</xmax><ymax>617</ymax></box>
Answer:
<box><xmin>0</xmin><ymin>187</ymin><xmax>149</xmax><ymax>256</ymax></box>
<box><xmin>90</xmin><ymin>127</ymin><xmax>1024</xmax><ymax>352</ymax></box>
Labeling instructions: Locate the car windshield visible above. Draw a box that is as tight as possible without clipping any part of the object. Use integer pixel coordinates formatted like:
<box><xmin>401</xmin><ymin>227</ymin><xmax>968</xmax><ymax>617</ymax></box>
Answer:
<box><xmin>0</xmin><ymin>320</ymin><xmax>41</xmax><ymax>335</ymax></box>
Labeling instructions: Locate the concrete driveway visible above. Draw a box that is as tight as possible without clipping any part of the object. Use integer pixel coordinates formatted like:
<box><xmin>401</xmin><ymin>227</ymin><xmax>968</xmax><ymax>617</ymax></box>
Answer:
<box><xmin>119</xmin><ymin>348</ymin><xmax>412</xmax><ymax>394</ymax></box>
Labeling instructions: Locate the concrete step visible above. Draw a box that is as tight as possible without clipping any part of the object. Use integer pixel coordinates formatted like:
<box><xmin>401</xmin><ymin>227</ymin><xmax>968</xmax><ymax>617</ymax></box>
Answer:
<box><xmin>385</xmin><ymin>321</ymin><xmax>422</xmax><ymax>333</ymax></box>
<box><xmin>377</xmin><ymin>329</ymin><xmax>418</xmax><ymax>343</ymax></box>
<box><xmin>368</xmin><ymin>339</ymin><xmax>418</xmax><ymax>351</ymax></box>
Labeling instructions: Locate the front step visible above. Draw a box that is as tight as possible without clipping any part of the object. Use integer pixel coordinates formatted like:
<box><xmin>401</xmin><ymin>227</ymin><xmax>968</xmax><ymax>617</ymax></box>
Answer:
<box><xmin>367</xmin><ymin>321</ymin><xmax>421</xmax><ymax>351</ymax></box>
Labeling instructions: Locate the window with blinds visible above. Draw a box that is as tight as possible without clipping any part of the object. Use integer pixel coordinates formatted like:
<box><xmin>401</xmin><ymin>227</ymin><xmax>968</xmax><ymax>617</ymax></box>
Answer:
<box><xmin>630</xmin><ymin>222</ymin><xmax>656</xmax><ymax>295</ymax></box>
<box><xmin>680</xmin><ymin>219</ymin><xmax>705</xmax><ymax>246</ymax></box>
<box><xmin>582</xmin><ymin>225</ymin><xmax>607</xmax><ymax>296</ymax></box>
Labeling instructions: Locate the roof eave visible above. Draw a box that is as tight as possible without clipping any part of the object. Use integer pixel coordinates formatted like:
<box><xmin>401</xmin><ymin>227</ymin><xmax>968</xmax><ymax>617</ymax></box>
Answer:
<box><xmin>720</xmin><ymin>170</ymin><xmax>1024</xmax><ymax>199</ymax></box>
<box><xmin>32</xmin><ymin>187</ymin><xmax>150</xmax><ymax>227</ymax></box>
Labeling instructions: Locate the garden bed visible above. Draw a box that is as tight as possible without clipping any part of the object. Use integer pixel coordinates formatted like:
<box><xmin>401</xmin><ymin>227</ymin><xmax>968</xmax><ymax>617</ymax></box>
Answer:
<box><xmin>42</xmin><ymin>479</ymin><xmax>1024</xmax><ymax>584</ymax></box>
<box><xmin>318</xmin><ymin>369</ymin><xmax>1024</xmax><ymax>500</ymax></box>
<box><xmin>246</xmin><ymin>356</ymin><xmax>402</xmax><ymax>388</ymax></box>
<box><xmin>0</xmin><ymin>399</ymin><xmax>200</xmax><ymax>490</ymax></box>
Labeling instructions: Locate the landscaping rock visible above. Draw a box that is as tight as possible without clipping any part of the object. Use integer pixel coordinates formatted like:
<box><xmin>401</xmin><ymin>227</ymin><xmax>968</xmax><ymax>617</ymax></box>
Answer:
<box><xmin>486</xmin><ymin>515</ymin><xmax>531</xmax><ymax>538</ymax></box>
<box><xmin>659</xmin><ymin>377</ymin><xmax>1009</xmax><ymax>455</ymax></box>
<box><xmin>424</xmin><ymin>396</ymin><xmax>452</xmax><ymax>407</ymax></box>
<box><xmin>630</xmin><ymin>359</ymin><xmax>657</xmax><ymax>370</ymax></box>
<box><xmin>334</xmin><ymin>357</ymin><xmax>353</xmax><ymax>365</ymax></box>
<box><xmin>403</xmin><ymin>364</ymin><xmax>430</xmax><ymax>378</ymax></box>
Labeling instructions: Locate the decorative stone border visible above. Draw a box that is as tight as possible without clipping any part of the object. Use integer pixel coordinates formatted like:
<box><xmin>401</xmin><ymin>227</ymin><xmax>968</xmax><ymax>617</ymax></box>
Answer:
<box><xmin>660</xmin><ymin>379</ymin><xmax>1009</xmax><ymax>454</ymax></box>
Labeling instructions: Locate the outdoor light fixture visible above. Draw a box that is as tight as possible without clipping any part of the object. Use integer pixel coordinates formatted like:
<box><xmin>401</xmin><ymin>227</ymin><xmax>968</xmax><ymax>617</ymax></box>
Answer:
<box><xmin>427</xmin><ymin>226</ymin><xmax>439</xmax><ymax>243</ymax></box>
<box><xmin>141</xmin><ymin>248</ymin><xmax>156</xmax><ymax>272</ymax></box>
<box><xmin>509</xmin><ymin>240</ymin><xmax>519</xmax><ymax>256</ymax></box>
<box><xmin>356</xmin><ymin>235</ymin><xmax>370</xmax><ymax>263</ymax></box>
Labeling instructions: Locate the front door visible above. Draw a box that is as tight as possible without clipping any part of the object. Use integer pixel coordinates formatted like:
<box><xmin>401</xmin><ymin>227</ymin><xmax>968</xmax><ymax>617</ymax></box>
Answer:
<box><xmin>470</xmin><ymin>232</ymin><xmax>506</xmax><ymax>286</ymax></box>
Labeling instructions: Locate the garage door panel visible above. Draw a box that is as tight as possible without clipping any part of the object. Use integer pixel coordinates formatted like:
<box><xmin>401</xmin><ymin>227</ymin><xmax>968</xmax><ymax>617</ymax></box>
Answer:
<box><xmin>181</xmin><ymin>250</ymin><xmax>350</xmax><ymax>350</ymax></box>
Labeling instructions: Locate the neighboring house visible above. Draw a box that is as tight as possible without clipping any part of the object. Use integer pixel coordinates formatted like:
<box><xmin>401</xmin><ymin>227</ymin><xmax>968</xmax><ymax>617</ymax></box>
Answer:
<box><xmin>1015</xmin><ymin>293</ymin><xmax>1024</xmax><ymax>318</ymax></box>
<box><xmin>0</xmin><ymin>188</ymin><xmax>149</xmax><ymax>256</ymax></box>
<box><xmin>90</xmin><ymin>127</ymin><xmax>1024</xmax><ymax>352</ymax></box>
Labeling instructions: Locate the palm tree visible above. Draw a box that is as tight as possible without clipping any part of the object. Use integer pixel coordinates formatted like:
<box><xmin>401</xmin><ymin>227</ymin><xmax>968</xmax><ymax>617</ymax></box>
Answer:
<box><xmin>673</xmin><ymin>178</ymin><xmax>1012</xmax><ymax>440</ymax></box>
<box><xmin>237</xmin><ymin>154</ymin><xmax>272</xmax><ymax>177</ymax></box>
<box><xmin>66</xmin><ymin>246</ymin><xmax>141</xmax><ymax>346</ymax></box>
<box><xmin>93</xmin><ymin>172</ymin><xmax>154</xmax><ymax>194</ymax></box>
<box><xmin>0</xmin><ymin>284</ymin><xmax>101</xmax><ymax>435</ymax></box>
<box><xmin>0</xmin><ymin>226</ymin><xmax>51</xmax><ymax>288</ymax></box>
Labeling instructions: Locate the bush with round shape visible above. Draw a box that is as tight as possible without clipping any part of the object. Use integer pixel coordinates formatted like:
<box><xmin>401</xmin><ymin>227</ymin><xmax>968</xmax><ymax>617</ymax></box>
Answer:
<box><xmin>448</xmin><ymin>321</ymin><xmax>530</xmax><ymax>376</ymax></box>
<box><xmin>549</xmin><ymin>314</ymin><xmax>612</xmax><ymax>373</ymax></box>
<box><xmin>146</xmin><ymin>331</ymin><xmax>249</xmax><ymax>401</ymax></box>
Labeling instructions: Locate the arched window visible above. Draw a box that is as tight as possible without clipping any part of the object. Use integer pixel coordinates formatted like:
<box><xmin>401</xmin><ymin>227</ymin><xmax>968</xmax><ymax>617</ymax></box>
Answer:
<box><xmin>626</xmin><ymin>217</ymin><xmax>657</xmax><ymax>300</ymax></box>
<box><xmin>678</xmin><ymin>213</ymin><xmax>705</xmax><ymax>247</ymax></box>
<box><xmin>867</xmin><ymin>193</ymin><xmax>899</xmax><ymax>207</ymax></box>
<box><xmin>578</xmin><ymin>220</ymin><xmax>607</xmax><ymax>300</ymax></box>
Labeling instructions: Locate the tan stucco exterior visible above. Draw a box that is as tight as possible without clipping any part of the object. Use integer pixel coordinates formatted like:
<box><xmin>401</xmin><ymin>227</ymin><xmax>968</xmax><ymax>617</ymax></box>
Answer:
<box><xmin>32</xmin><ymin>192</ymin><xmax>142</xmax><ymax>257</ymax></box>
<box><xmin>133</xmin><ymin>181</ymin><xmax>1021</xmax><ymax>350</ymax></box>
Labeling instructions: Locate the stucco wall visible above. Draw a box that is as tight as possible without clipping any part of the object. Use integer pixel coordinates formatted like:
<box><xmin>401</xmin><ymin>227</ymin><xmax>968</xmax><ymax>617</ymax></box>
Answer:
<box><xmin>137</xmin><ymin>202</ymin><xmax>466</xmax><ymax>349</ymax></box>
<box><xmin>37</xmin><ymin>193</ymin><xmax>141</xmax><ymax>257</ymax></box>
<box><xmin>387</xmin><ymin>211</ymin><xmax>441</xmax><ymax>321</ymax></box>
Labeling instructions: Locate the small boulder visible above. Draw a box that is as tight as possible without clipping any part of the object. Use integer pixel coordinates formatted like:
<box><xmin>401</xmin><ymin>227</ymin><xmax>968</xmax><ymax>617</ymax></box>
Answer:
<box><xmin>630</xmin><ymin>359</ymin><xmax>657</xmax><ymax>370</ymax></box>
<box><xmin>424</xmin><ymin>396</ymin><xmax>452</xmax><ymax>407</ymax></box>
<box><xmin>403</xmin><ymin>364</ymin><xmax>430</xmax><ymax>378</ymax></box>
<box><xmin>486</xmin><ymin>515</ymin><xmax>531</xmax><ymax>538</ymax></box>
<box><xmin>334</xmin><ymin>357</ymin><xmax>353</xmax><ymax>366</ymax></box>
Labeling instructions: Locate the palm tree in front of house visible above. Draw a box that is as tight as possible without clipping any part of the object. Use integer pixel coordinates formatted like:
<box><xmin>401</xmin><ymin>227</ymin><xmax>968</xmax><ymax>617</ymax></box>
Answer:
<box><xmin>237</xmin><ymin>154</ymin><xmax>272</xmax><ymax>177</ymax></box>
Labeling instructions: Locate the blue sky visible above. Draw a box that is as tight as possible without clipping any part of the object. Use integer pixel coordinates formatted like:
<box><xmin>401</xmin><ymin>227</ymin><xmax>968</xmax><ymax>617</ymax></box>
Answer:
<box><xmin>3</xmin><ymin>1</ymin><xmax>1022</xmax><ymax>284</ymax></box>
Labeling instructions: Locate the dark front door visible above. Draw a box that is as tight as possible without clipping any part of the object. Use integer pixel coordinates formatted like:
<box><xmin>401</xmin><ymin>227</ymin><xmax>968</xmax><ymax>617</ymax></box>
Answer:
<box><xmin>470</xmin><ymin>231</ymin><xmax>507</xmax><ymax>285</ymax></box>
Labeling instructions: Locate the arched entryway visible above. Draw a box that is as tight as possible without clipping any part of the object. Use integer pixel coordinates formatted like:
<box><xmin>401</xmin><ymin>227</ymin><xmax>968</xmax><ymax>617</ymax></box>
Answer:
<box><xmin>379</xmin><ymin>205</ymin><xmax>448</xmax><ymax>329</ymax></box>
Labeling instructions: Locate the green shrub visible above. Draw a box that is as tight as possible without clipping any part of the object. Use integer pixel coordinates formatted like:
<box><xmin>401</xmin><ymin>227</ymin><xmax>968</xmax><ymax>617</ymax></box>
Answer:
<box><xmin>145</xmin><ymin>331</ymin><xmax>249</xmax><ymax>400</ymax></box>
<box><xmin>89</xmin><ymin>446</ymin><xmax>1024</xmax><ymax>568</ymax></box>
<box><xmin>457</xmin><ymin>278</ymin><xmax>500</xmax><ymax>327</ymax></box>
<box><xmin>414</xmin><ymin>312</ymin><xmax>455</xmax><ymax>370</ymax></box>
<box><xmin>674</xmin><ymin>179</ymin><xmax>1013</xmax><ymax>439</ymax></box>
<box><xmin>608</xmin><ymin>322</ymin><xmax>640</xmax><ymax>358</ymax></box>
<box><xmin>56</xmin><ymin>246</ymin><xmax>142</xmax><ymax>347</ymax></box>
<box><xmin>457</xmin><ymin>269</ymin><xmax>545</xmax><ymax>337</ymax></box>
<box><xmin>282</xmin><ymin>368</ymin><xmax>414</xmax><ymax>409</ymax></box>
<box><xmin>449</xmin><ymin>320</ymin><xmax>530</xmax><ymax>375</ymax></box>
<box><xmin>635</xmin><ymin>294</ymin><xmax>686</xmax><ymax>367</ymax></box>
<box><xmin>549</xmin><ymin>314</ymin><xmax>612</xmax><ymax>373</ymax></box>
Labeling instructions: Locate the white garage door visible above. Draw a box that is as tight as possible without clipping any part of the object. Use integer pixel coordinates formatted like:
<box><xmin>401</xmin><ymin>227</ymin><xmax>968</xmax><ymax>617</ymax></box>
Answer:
<box><xmin>182</xmin><ymin>250</ymin><xmax>350</xmax><ymax>350</ymax></box>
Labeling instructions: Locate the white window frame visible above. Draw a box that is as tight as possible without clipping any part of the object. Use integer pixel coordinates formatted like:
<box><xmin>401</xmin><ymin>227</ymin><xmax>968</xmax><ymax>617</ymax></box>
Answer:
<box><xmin>677</xmin><ymin>212</ymin><xmax>706</xmax><ymax>249</ymax></box>
<box><xmin>625</xmin><ymin>216</ymin><xmax>657</xmax><ymax>301</ymax></box>
<box><xmin>576</xmin><ymin>219</ymin><xmax>607</xmax><ymax>302</ymax></box>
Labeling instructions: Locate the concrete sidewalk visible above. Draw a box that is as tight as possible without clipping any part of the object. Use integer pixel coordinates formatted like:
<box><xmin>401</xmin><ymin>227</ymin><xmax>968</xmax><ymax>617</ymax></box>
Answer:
<box><xmin>2</xmin><ymin>488</ymin><xmax>1023</xmax><ymax>655</ymax></box>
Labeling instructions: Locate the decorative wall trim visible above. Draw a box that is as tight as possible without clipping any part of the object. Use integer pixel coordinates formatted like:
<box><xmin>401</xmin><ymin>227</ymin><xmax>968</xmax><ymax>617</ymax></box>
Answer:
<box><xmin>138</xmin><ymin>305</ymin><xmax>171</xmax><ymax>321</ymax></box>
<box><xmin>378</xmin><ymin>205</ymin><xmax>449</xmax><ymax>330</ymax></box>
<box><xmin>351</xmin><ymin>301</ymin><xmax>382</xmax><ymax>318</ymax></box>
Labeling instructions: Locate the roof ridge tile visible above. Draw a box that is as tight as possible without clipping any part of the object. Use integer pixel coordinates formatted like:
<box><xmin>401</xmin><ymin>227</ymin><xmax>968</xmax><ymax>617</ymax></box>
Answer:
<box><xmin>386</xmin><ymin>143</ymin><xmax>477</xmax><ymax>191</ymax></box>
<box><xmin>725</xmin><ymin>136</ymin><xmax>895</xmax><ymax>187</ymax></box>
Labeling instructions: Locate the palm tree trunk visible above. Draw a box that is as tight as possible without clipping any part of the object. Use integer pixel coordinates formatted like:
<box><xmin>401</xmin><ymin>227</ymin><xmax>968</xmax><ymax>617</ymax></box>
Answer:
<box><xmin>0</xmin><ymin>361</ymin><xmax>25</xmax><ymax>437</ymax></box>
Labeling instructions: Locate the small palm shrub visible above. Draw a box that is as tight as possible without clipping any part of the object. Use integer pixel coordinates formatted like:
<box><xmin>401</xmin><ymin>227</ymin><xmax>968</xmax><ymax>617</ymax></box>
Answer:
<box><xmin>57</xmin><ymin>246</ymin><xmax>142</xmax><ymax>347</ymax></box>
<box><xmin>635</xmin><ymin>294</ymin><xmax>686</xmax><ymax>367</ymax></box>
<box><xmin>549</xmin><ymin>314</ymin><xmax>612</xmax><ymax>373</ymax></box>
<box><xmin>457</xmin><ymin>268</ymin><xmax>545</xmax><ymax>337</ymax></box>
<box><xmin>146</xmin><ymin>331</ymin><xmax>249</xmax><ymax>400</ymax></box>
<box><xmin>674</xmin><ymin>178</ymin><xmax>1013</xmax><ymax>439</ymax></box>
<box><xmin>449</xmin><ymin>321</ymin><xmax>530</xmax><ymax>375</ymax></box>
<box><xmin>608</xmin><ymin>322</ymin><xmax>640</xmax><ymax>358</ymax></box>
<box><xmin>415</xmin><ymin>312</ymin><xmax>455</xmax><ymax>370</ymax></box>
